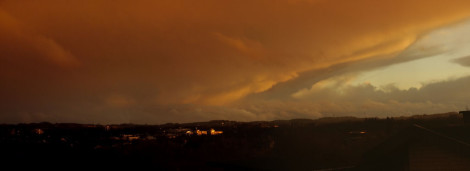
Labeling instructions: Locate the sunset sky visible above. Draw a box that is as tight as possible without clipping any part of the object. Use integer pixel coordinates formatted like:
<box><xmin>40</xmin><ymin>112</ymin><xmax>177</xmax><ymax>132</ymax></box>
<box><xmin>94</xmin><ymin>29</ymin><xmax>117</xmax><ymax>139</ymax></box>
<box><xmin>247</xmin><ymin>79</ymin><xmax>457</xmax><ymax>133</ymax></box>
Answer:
<box><xmin>1</xmin><ymin>0</ymin><xmax>470</xmax><ymax>124</ymax></box>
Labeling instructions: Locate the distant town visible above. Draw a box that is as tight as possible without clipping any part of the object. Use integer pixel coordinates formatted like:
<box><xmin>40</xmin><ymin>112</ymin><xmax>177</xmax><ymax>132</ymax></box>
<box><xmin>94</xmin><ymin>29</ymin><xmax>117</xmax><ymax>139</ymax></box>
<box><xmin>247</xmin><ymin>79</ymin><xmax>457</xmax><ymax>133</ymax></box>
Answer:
<box><xmin>1</xmin><ymin>112</ymin><xmax>470</xmax><ymax>170</ymax></box>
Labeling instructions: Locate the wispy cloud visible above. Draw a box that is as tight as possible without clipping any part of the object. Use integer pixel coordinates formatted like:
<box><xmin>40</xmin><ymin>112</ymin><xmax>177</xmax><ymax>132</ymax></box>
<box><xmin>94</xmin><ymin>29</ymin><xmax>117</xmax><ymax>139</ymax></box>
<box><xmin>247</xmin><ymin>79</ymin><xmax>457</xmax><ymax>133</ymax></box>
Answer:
<box><xmin>1</xmin><ymin>0</ymin><xmax>470</xmax><ymax>123</ymax></box>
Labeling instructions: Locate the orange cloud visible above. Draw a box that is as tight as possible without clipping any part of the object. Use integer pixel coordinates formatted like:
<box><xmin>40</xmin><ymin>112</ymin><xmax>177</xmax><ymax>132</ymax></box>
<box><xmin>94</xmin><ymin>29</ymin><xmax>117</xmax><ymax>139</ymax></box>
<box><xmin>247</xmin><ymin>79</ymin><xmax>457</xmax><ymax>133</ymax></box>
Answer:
<box><xmin>1</xmin><ymin>0</ymin><xmax>470</xmax><ymax>123</ymax></box>
<box><xmin>0</xmin><ymin>9</ymin><xmax>79</xmax><ymax>68</ymax></box>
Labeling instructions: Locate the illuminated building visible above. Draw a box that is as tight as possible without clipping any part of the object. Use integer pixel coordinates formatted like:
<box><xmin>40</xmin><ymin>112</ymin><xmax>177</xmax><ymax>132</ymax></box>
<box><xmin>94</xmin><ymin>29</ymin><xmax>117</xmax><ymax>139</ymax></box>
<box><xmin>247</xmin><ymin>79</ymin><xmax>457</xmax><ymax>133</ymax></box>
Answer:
<box><xmin>196</xmin><ymin>130</ymin><xmax>208</xmax><ymax>136</ymax></box>
<box><xmin>348</xmin><ymin>131</ymin><xmax>367</xmax><ymax>135</ymax></box>
<box><xmin>186</xmin><ymin>130</ymin><xmax>194</xmax><ymax>135</ymax></box>
<box><xmin>35</xmin><ymin>128</ymin><xmax>44</xmax><ymax>135</ymax></box>
<box><xmin>145</xmin><ymin>135</ymin><xmax>156</xmax><ymax>140</ymax></box>
<box><xmin>166</xmin><ymin>134</ymin><xmax>177</xmax><ymax>139</ymax></box>
<box><xmin>128</xmin><ymin>136</ymin><xmax>140</xmax><ymax>141</ymax></box>
<box><xmin>122</xmin><ymin>134</ymin><xmax>140</xmax><ymax>141</ymax></box>
<box><xmin>210</xmin><ymin>129</ymin><xmax>223</xmax><ymax>135</ymax></box>
<box><xmin>105</xmin><ymin>125</ymin><xmax>111</xmax><ymax>131</ymax></box>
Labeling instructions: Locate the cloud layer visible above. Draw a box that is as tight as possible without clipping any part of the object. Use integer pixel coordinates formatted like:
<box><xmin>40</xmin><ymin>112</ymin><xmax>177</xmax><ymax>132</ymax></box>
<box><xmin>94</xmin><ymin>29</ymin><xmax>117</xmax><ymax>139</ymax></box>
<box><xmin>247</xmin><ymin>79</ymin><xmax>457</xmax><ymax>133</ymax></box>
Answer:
<box><xmin>1</xmin><ymin>0</ymin><xmax>470</xmax><ymax>123</ymax></box>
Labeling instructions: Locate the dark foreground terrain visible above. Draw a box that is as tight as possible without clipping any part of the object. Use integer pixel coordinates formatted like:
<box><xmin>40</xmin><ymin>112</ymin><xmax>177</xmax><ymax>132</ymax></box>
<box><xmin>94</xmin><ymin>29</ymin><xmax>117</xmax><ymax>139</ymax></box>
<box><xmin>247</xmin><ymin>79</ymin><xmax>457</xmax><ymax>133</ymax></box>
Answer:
<box><xmin>1</xmin><ymin>112</ymin><xmax>469</xmax><ymax>170</ymax></box>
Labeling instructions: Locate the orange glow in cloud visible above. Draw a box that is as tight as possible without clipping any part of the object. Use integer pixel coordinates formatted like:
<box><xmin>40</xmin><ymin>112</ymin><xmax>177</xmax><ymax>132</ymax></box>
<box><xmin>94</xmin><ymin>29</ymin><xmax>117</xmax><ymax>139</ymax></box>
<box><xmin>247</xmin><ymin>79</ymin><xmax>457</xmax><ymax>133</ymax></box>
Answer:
<box><xmin>1</xmin><ymin>0</ymin><xmax>470</xmax><ymax>123</ymax></box>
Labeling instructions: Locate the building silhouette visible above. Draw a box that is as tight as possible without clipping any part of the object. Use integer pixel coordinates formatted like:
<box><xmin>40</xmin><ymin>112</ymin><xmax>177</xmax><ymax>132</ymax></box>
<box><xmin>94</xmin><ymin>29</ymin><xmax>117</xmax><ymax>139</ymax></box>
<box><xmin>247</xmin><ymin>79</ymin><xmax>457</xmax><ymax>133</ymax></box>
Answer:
<box><xmin>459</xmin><ymin>110</ymin><xmax>470</xmax><ymax>125</ymax></box>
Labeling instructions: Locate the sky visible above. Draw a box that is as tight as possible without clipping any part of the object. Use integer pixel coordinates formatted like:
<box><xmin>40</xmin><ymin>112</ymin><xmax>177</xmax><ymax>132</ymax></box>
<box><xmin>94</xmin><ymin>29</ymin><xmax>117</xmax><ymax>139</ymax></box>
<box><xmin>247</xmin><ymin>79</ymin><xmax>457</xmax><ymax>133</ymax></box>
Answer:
<box><xmin>1</xmin><ymin>0</ymin><xmax>470</xmax><ymax>124</ymax></box>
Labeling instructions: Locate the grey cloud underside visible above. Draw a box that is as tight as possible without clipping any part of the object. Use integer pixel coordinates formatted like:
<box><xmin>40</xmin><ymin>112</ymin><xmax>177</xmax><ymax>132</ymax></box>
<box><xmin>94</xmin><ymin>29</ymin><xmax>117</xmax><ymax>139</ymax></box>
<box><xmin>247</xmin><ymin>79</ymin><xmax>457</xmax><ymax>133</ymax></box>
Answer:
<box><xmin>234</xmin><ymin>75</ymin><xmax>470</xmax><ymax>120</ymax></box>
<box><xmin>3</xmin><ymin>74</ymin><xmax>469</xmax><ymax>124</ymax></box>
<box><xmin>243</xmin><ymin>35</ymin><xmax>449</xmax><ymax>101</ymax></box>
<box><xmin>453</xmin><ymin>55</ymin><xmax>470</xmax><ymax>67</ymax></box>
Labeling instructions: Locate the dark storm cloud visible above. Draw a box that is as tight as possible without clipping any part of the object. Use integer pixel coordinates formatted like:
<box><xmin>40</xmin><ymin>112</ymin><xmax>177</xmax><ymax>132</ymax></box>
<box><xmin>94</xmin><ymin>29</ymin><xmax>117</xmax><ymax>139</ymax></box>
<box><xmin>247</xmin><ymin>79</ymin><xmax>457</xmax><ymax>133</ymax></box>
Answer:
<box><xmin>1</xmin><ymin>0</ymin><xmax>470</xmax><ymax>123</ymax></box>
